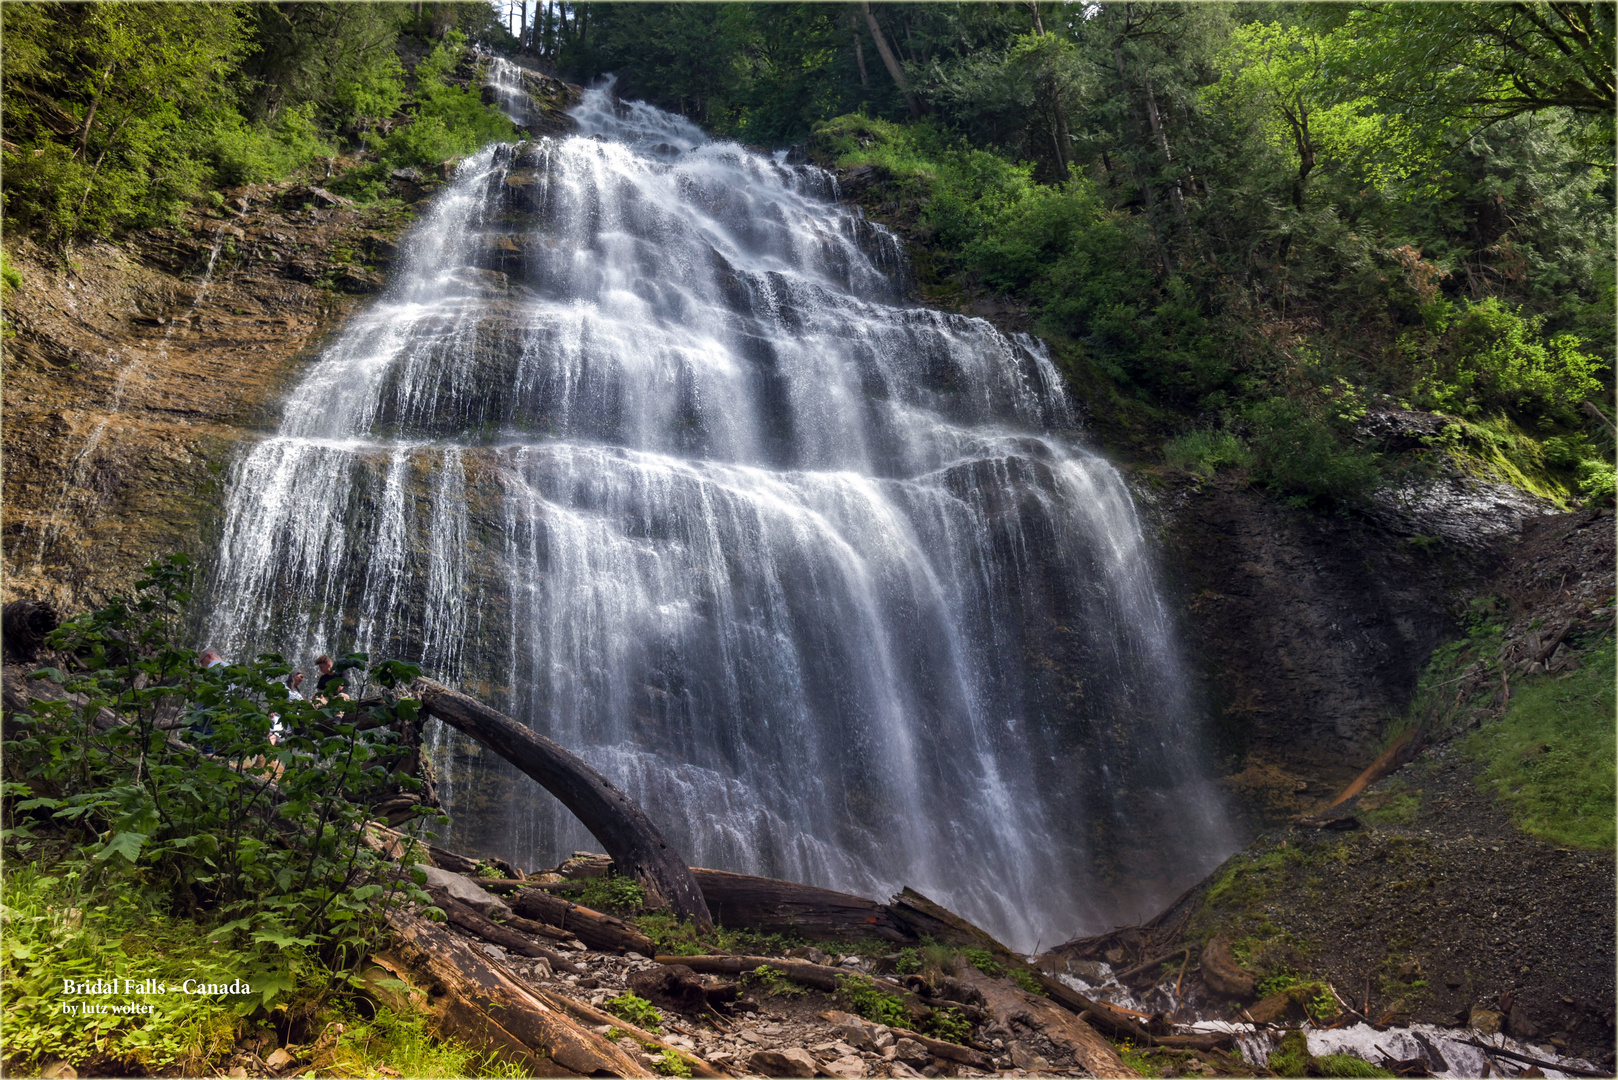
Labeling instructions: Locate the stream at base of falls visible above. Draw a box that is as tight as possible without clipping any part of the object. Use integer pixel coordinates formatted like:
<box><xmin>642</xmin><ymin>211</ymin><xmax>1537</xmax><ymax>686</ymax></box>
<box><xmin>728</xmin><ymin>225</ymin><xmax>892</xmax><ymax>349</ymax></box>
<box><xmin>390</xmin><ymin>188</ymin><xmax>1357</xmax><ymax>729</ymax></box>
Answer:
<box><xmin>204</xmin><ymin>75</ymin><xmax>1235</xmax><ymax>952</ymax></box>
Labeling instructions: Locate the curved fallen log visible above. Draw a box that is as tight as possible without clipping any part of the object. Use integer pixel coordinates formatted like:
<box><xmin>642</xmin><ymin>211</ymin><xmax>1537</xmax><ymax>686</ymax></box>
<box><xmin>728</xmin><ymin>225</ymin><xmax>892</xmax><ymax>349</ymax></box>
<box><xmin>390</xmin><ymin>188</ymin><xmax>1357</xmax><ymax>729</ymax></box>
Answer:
<box><xmin>410</xmin><ymin>677</ymin><xmax>712</xmax><ymax>930</ymax></box>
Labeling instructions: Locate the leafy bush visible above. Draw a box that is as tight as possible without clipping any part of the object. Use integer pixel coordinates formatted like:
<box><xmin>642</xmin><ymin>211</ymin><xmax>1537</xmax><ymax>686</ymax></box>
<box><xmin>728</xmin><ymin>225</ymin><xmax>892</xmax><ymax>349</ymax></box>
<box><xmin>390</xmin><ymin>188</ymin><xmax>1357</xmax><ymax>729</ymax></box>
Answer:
<box><xmin>655</xmin><ymin>1049</ymin><xmax>694</xmax><ymax>1077</ymax></box>
<box><xmin>834</xmin><ymin>974</ymin><xmax>910</xmax><ymax>1028</ymax></box>
<box><xmin>1163</xmin><ymin>429</ymin><xmax>1255</xmax><ymax>478</ymax></box>
<box><xmin>961</xmin><ymin>947</ymin><xmax>1003</xmax><ymax>977</ymax></box>
<box><xmin>1244</xmin><ymin>397</ymin><xmax>1381</xmax><ymax>506</ymax></box>
<box><xmin>922</xmin><ymin>1005</ymin><xmax>972</xmax><ymax>1044</ymax></box>
<box><xmin>206</xmin><ymin>104</ymin><xmax>334</xmax><ymax>187</ymax></box>
<box><xmin>1409</xmin><ymin>298</ymin><xmax>1606</xmax><ymax>421</ymax></box>
<box><xmin>5</xmin><ymin>555</ymin><xmax>435</xmax><ymax>969</ymax></box>
<box><xmin>603</xmin><ymin>992</ymin><xmax>662</xmax><ymax>1032</ymax></box>
<box><xmin>576</xmin><ymin>875</ymin><xmax>647</xmax><ymax>913</ymax></box>
<box><xmin>745</xmin><ymin>964</ymin><xmax>806</xmax><ymax>996</ymax></box>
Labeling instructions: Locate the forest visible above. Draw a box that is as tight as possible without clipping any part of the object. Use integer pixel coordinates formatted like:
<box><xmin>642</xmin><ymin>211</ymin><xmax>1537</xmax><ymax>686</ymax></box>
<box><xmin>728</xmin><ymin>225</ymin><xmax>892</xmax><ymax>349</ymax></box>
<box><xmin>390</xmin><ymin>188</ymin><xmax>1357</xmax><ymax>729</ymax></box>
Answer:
<box><xmin>4</xmin><ymin>0</ymin><xmax>1613</xmax><ymax>506</ymax></box>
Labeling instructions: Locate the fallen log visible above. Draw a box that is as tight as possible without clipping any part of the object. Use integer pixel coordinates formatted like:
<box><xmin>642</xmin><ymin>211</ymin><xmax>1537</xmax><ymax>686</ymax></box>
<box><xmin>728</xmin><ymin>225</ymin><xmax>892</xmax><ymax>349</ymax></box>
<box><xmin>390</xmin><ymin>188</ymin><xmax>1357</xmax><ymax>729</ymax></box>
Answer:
<box><xmin>1152</xmin><ymin>1033</ymin><xmax>1235</xmax><ymax>1052</ymax></box>
<box><xmin>692</xmin><ymin>867</ymin><xmax>915</xmax><ymax>943</ymax></box>
<box><xmin>541</xmin><ymin>985</ymin><xmax>730</xmax><ymax>1079</ymax></box>
<box><xmin>886</xmin><ymin>1026</ymin><xmax>994</xmax><ymax>1070</ymax></box>
<box><xmin>410</xmin><ymin>677</ymin><xmax>712</xmax><ymax>930</ymax></box>
<box><xmin>510</xmin><ymin>887</ymin><xmax>656</xmax><ymax>954</ymax></box>
<box><xmin>958</xmin><ymin>964</ymin><xmax>1136</xmax><ymax>1078</ymax></box>
<box><xmin>424</xmin><ymin>886</ymin><xmax>583</xmax><ymax>973</ymax></box>
<box><xmin>885</xmin><ymin>886</ymin><xmax>1010</xmax><ymax>952</ymax></box>
<box><xmin>654</xmin><ymin>955</ymin><xmax>909</xmax><ymax>997</ymax></box>
<box><xmin>1458</xmin><ymin>1038</ymin><xmax>1610</xmax><ymax>1078</ymax></box>
<box><xmin>376</xmin><ymin>907</ymin><xmax>651</xmax><ymax>1076</ymax></box>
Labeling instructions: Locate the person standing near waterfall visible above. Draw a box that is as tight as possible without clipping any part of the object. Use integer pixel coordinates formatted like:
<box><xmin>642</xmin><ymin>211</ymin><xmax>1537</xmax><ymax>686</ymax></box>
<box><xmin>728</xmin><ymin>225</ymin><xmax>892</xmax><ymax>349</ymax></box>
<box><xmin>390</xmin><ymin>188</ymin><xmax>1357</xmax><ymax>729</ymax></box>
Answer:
<box><xmin>314</xmin><ymin>654</ymin><xmax>350</xmax><ymax>703</ymax></box>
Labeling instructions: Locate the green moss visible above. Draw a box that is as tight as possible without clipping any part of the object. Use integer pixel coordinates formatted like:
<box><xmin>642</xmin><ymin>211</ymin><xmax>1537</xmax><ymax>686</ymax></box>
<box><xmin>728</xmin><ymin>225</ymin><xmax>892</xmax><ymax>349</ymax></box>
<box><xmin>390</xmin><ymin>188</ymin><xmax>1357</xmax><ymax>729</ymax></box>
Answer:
<box><xmin>1315</xmin><ymin>1054</ymin><xmax>1396</xmax><ymax>1077</ymax></box>
<box><xmin>1268</xmin><ymin>1029</ymin><xmax>1313</xmax><ymax>1077</ymax></box>
<box><xmin>1465</xmin><ymin>637</ymin><xmax>1616</xmax><ymax>848</ymax></box>
<box><xmin>575</xmin><ymin>875</ymin><xmax>647</xmax><ymax>914</ymax></box>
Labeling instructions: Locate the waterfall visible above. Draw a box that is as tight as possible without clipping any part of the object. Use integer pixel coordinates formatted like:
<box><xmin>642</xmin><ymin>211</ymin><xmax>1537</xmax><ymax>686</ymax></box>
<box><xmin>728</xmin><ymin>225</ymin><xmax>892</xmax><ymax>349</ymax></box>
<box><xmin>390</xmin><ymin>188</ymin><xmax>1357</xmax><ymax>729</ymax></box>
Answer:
<box><xmin>204</xmin><ymin>82</ymin><xmax>1232</xmax><ymax>950</ymax></box>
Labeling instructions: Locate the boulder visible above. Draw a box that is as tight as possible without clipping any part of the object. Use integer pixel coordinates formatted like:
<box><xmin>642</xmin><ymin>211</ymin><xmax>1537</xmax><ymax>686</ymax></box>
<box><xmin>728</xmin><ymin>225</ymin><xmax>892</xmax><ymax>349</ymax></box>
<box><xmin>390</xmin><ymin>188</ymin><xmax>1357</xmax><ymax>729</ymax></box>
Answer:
<box><xmin>1201</xmin><ymin>930</ymin><xmax>1254</xmax><ymax>998</ymax></box>
<box><xmin>418</xmin><ymin>864</ymin><xmax>512</xmax><ymax>920</ymax></box>
<box><xmin>748</xmin><ymin>1048</ymin><xmax>818</xmax><ymax>1077</ymax></box>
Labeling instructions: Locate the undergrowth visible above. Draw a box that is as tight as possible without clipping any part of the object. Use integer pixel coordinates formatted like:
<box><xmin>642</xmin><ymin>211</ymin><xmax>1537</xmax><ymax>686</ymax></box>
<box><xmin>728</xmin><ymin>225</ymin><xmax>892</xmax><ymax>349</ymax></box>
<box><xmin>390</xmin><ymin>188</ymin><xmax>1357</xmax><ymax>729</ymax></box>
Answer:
<box><xmin>1465</xmin><ymin>636</ymin><xmax>1616</xmax><ymax>848</ymax></box>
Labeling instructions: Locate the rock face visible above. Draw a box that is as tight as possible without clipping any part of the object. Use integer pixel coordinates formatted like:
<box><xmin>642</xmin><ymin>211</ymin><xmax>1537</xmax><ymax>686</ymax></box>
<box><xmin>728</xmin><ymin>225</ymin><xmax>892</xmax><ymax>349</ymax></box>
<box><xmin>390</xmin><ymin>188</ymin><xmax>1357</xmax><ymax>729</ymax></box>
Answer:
<box><xmin>1</xmin><ymin>202</ymin><xmax>414</xmax><ymax>611</ymax></box>
<box><xmin>1</xmin><ymin>72</ymin><xmax>582</xmax><ymax>614</ymax></box>
<box><xmin>1148</xmin><ymin>471</ymin><xmax>1520</xmax><ymax>800</ymax></box>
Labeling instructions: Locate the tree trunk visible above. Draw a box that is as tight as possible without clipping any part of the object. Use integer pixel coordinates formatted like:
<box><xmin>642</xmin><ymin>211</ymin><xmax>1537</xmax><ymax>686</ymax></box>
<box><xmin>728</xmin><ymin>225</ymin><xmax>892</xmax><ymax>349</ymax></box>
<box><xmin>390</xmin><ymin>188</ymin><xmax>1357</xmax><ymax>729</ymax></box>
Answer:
<box><xmin>509</xmin><ymin>887</ymin><xmax>659</xmax><ymax>954</ymax></box>
<box><xmin>518</xmin><ymin>0</ymin><xmax>527</xmax><ymax>52</ymax></box>
<box><xmin>1143</xmin><ymin>78</ymin><xmax>1186</xmax><ymax>220</ymax></box>
<box><xmin>1027</xmin><ymin>1</ymin><xmax>1046</xmax><ymax>35</ymax></box>
<box><xmin>410</xmin><ymin>677</ymin><xmax>713</xmax><ymax>930</ymax></box>
<box><xmin>860</xmin><ymin>2</ymin><xmax>922</xmax><ymax>120</ymax></box>
<box><xmin>373</xmin><ymin>908</ymin><xmax>652</xmax><ymax>1077</ymax></box>
<box><xmin>692</xmin><ymin>866</ymin><xmax>914</xmax><ymax>941</ymax></box>
<box><xmin>849</xmin><ymin>11</ymin><xmax>869</xmax><ymax>86</ymax></box>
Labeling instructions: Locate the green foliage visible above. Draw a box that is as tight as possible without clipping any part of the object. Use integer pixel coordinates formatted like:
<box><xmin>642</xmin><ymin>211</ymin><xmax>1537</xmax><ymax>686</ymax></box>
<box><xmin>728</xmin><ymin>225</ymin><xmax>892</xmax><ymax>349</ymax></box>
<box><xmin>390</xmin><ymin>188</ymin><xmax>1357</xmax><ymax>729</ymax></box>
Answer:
<box><xmin>3</xmin><ymin>4</ymin><xmax>517</xmax><ymax>242</ymax></box>
<box><xmin>834</xmin><ymin>974</ymin><xmax>910</xmax><ymax>1029</ymax></box>
<box><xmin>603</xmin><ymin>992</ymin><xmax>662</xmax><ymax>1033</ymax></box>
<box><xmin>894</xmin><ymin>947</ymin><xmax>923</xmax><ymax>975</ymax></box>
<box><xmin>1316</xmin><ymin>1054</ymin><xmax>1397</xmax><ymax>1078</ymax></box>
<box><xmin>655</xmin><ymin>1049</ymin><xmax>695</xmax><ymax>1077</ymax></box>
<box><xmin>575</xmin><ymin>875</ymin><xmax>648</xmax><ymax>914</ymax></box>
<box><xmin>923</xmin><ymin>1006</ymin><xmax>972</xmax><ymax>1044</ymax></box>
<box><xmin>1406</xmin><ymin>298</ymin><xmax>1607</xmax><ymax>422</ymax></box>
<box><xmin>1268</xmin><ymin>1030</ymin><xmax>1310</xmax><ymax>1077</ymax></box>
<box><xmin>1009</xmin><ymin>967</ymin><xmax>1046</xmax><ymax>996</ymax></box>
<box><xmin>1117</xmin><ymin>1039</ymin><xmax>1161</xmax><ymax>1077</ymax></box>
<box><xmin>633</xmin><ymin>911</ymin><xmax>805</xmax><ymax>958</ymax></box>
<box><xmin>1465</xmin><ymin>637</ymin><xmax>1616</xmax><ymax>849</ymax></box>
<box><xmin>205</xmin><ymin>104</ymin><xmax>334</xmax><ymax>188</ymax></box>
<box><xmin>1</xmin><ymin>250</ymin><xmax>23</xmax><ymax>295</ymax></box>
<box><xmin>745</xmin><ymin>964</ymin><xmax>806</xmax><ymax>997</ymax></box>
<box><xmin>960</xmin><ymin>947</ymin><xmax>1003</xmax><ymax>978</ymax></box>
<box><xmin>5</xmin><ymin>554</ymin><xmax>436</xmax><ymax>967</ymax></box>
<box><xmin>0</xmin><ymin>865</ymin><xmax>249</xmax><ymax>1074</ymax></box>
<box><xmin>1162</xmin><ymin>429</ymin><xmax>1254</xmax><ymax>478</ymax></box>
<box><xmin>330</xmin><ymin>1004</ymin><xmax>529</xmax><ymax>1079</ymax></box>
<box><xmin>1243</xmin><ymin>397</ymin><xmax>1381</xmax><ymax>506</ymax></box>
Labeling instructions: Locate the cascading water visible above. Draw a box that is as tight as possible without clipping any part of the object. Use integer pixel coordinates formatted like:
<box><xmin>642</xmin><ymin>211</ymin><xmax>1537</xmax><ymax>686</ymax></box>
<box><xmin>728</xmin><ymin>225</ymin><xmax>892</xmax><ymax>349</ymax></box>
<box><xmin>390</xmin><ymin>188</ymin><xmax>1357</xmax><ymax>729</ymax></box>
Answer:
<box><xmin>205</xmin><ymin>78</ymin><xmax>1233</xmax><ymax>950</ymax></box>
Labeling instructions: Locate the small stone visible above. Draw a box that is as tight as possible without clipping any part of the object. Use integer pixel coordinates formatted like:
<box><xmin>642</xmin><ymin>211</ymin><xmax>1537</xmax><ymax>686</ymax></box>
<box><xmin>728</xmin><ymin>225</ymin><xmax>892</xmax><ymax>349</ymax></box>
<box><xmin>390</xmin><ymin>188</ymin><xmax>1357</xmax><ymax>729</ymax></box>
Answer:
<box><xmin>893</xmin><ymin>1038</ymin><xmax>930</xmax><ymax>1067</ymax></box>
<box><xmin>740</xmin><ymin>1028</ymin><xmax>764</xmax><ymax>1044</ymax></box>
<box><xmin>824</xmin><ymin>1054</ymin><xmax>868</xmax><ymax>1077</ymax></box>
<box><xmin>888</xmin><ymin>1063</ymin><xmax>924</xmax><ymax>1079</ymax></box>
<box><xmin>39</xmin><ymin>1063</ymin><xmax>78</xmax><ymax>1080</ymax></box>
<box><xmin>625</xmin><ymin>951</ymin><xmax>647</xmax><ymax>961</ymax></box>
<box><xmin>265</xmin><ymin>1048</ymin><xmax>295</xmax><ymax>1069</ymax></box>
<box><xmin>1469</xmin><ymin>1007</ymin><xmax>1505</xmax><ymax>1034</ymax></box>
<box><xmin>748</xmin><ymin>1048</ymin><xmax>818</xmax><ymax>1077</ymax></box>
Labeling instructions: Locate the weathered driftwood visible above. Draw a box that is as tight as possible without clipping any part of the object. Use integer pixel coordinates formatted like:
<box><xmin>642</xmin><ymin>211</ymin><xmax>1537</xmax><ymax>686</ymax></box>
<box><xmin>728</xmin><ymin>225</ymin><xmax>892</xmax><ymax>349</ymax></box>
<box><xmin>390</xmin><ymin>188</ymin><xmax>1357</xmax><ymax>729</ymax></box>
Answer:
<box><xmin>541</xmin><ymin>984</ymin><xmax>730</xmax><ymax>1079</ymax></box>
<box><xmin>692</xmin><ymin>867</ymin><xmax>915</xmax><ymax>943</ymax></box>
<box><xmin>886</xmin><ymin>1027</ymin><xmax>994</xmax><ymax>1069</ymax></box>
<box><xmin>655</xmin><ymin>955</ymin><xmax>904</xmax><ymax>996</ymax></box>
<box><xmin>375</xmin><ymin>908</ymin><xmax>651</xmax><ymax>1077</ymax></box>
<box><xmin>958</xmin><ymin>964</ymin><xmax>1137</xmax><ymax>1078</ymax></box>
<box><xmin>424</xmin><ymin>885</ymin><xmax>585</xmax><ymax>974</ymax></box>
<box><xmin>510</xmin><ymin>887</ymin><xmax>656</xmax><ymax>954</ymax></box>
<box><xmin>885</xmin><ymin>886</ymin><xmax>1009</xmax><ymax>951</ymax></box>
<box><xmin>410</xmin><ymin>677</ymin><xmax>713</xmax><ymax>930</ymax></box>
